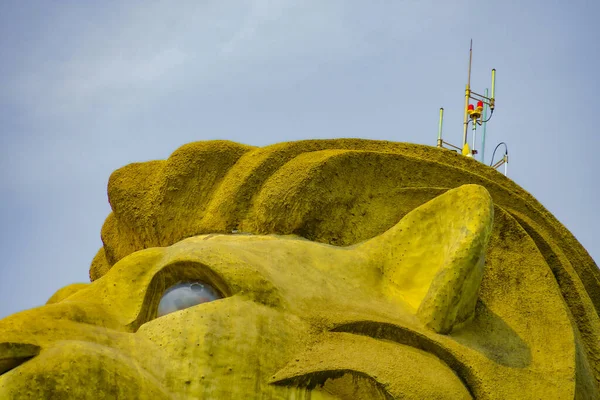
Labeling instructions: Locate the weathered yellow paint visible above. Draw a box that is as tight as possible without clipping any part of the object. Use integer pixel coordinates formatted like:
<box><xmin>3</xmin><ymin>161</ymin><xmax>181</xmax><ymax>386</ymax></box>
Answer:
<box><xmin>0</xmin><ymin>139</ymin><xmax>598</xmax><ymax>399</ymax></box>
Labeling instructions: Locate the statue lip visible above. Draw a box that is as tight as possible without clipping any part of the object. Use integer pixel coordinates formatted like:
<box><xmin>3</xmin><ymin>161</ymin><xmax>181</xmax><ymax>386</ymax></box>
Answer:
<box><xmin>0</xmin><ymin>343</ymin><xmax>40</xmax><ymax>376</ymax></box>
<box><xmin>328</xmin><ymin>320</ymin><xmax>472</xmax><ymax>389</ymax></box>
<box><xmin>270</xmin><ymin>326</ymin><xmax>473</xmax><ymax>397</ymax></box>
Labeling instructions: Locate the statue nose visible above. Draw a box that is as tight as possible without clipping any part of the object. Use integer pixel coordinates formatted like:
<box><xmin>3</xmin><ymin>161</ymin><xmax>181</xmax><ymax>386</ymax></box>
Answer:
<box><xmin>0</xmin><ymin>343</ymin><xmax>40</xmax><ymax>375</ymax></box>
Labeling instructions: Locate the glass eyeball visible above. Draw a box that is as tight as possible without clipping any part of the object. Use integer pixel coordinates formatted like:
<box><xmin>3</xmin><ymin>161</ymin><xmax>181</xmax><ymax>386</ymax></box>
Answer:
<box><xmin>157</xmin><ymin>282</ymin><xmax>222</xmax><ymax>317</ymax></box>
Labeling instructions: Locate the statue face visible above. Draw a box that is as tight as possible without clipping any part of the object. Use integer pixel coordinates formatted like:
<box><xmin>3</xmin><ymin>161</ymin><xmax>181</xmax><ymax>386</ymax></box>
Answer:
<box><xmin>0</xmin><ymin>184</ymin><xmax>595</xmax><ymax>399</ymax></box>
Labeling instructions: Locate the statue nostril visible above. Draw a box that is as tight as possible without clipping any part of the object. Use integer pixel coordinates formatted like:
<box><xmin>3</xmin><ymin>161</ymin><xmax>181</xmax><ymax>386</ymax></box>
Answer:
<box><xmin>0</xmin><ymin>343</ymin><xmax>40</xmax><ymax>376</ymax></box>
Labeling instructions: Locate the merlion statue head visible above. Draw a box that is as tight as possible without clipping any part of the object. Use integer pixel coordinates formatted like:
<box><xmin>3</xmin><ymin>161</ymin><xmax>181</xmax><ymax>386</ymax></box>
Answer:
<box><xmin>1</xmin><ymin>139</ymin><xmax>598</xmax><ymax>399</ymax></box>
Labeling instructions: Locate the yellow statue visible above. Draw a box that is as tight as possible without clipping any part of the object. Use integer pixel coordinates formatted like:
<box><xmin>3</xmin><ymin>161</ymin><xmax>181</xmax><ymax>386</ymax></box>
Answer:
<box><xmin>0</xmin><ymin>139</ymin><xmax>598</xmax><ymax>399</ymax></box>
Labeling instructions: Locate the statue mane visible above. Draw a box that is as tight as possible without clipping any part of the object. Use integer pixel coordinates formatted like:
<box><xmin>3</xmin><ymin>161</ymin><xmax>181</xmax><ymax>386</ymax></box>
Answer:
<box><xmin>94</xmin><ymin>139</ymin><xmax>598</xmax><ymax>290</ymax></box>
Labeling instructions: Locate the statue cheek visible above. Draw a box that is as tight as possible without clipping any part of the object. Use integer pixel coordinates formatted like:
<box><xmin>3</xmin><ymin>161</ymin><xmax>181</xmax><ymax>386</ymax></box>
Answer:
<box><xmin>136</xmin><ymin>296</ymin><xmax>311</xmax><ymax>398</ymax></box>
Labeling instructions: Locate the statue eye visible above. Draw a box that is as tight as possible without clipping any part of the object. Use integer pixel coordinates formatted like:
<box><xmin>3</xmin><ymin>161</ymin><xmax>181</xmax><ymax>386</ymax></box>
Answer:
<box><xmin>157</xmin><ymin>282</ymin><xmax>222</xmax><ymax>317</ymax></box>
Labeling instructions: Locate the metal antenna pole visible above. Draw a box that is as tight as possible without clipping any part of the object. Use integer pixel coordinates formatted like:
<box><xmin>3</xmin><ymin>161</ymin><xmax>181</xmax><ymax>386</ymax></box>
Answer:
<box><xmin>481</xmin><ymin>88</ymin><xmax>489</xmax><ymax>163</ymax></box>
<box><xmin>491</xmin><ymin>69</ymin><xmax>496</xmax><ymax>105</ymax></box>
<box><xmin>472</xmin><ymin>122</ymin><xmax>477</xmax><ymax>159</ymax></box>
<box><xmin>468</xmin><ymin>40</ymin><xmax>472</xmax><ymax>91</ymax></box>
<box><xmin>462</xmin><ymin>40</ymin><xmax>473</xmax><ymax>148</ymax></box>
<box><xmin>437</xmin><ymin>108</ymin><xmax>444</xmax><ymax>147</ymax></box>
<box><xmin>472</xmin><ymin>119</ymin><xmax>477</xmax><ymax>160</ymax></box>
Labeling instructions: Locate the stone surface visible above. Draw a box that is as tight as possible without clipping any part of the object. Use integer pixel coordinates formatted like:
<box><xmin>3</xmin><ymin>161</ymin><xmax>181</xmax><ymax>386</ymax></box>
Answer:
<box><xmin>0</xmin><ymin>139</ymin><xmax>598</xmax><ymax>399</ymax></box>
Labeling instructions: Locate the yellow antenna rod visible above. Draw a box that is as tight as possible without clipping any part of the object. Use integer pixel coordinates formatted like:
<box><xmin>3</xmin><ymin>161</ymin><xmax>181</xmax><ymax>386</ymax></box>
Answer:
<box><xmin>490</xmin><ymin>68</ymin><xmax>496</xmax><ymax>110</ymax></box>
<box><xmin>462</xmin><ymin>40</ymin><xmax>473</xmax><ymax>148</ymax></box>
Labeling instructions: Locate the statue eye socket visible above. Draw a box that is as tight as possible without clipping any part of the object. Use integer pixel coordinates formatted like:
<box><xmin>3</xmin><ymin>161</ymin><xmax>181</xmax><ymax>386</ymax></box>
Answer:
<box><xmin>157</xmin><ymin>282</ymin><xmax>222</xmax><ymax>317</ymax></box>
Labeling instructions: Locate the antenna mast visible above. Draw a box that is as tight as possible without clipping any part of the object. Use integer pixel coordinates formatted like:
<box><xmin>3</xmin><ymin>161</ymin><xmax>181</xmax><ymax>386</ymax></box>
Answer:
<box><xmin>436</xmin><ymin>41</ymin><xmax>506</xmax><ymax>175</ymax></box>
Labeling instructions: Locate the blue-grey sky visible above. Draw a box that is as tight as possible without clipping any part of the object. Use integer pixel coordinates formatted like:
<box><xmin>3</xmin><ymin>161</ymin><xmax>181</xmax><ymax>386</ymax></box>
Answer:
<box><xmin>1</xmin><ymin>1</ymin><xmax>598</xmax><ymax>319</ymax></box>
